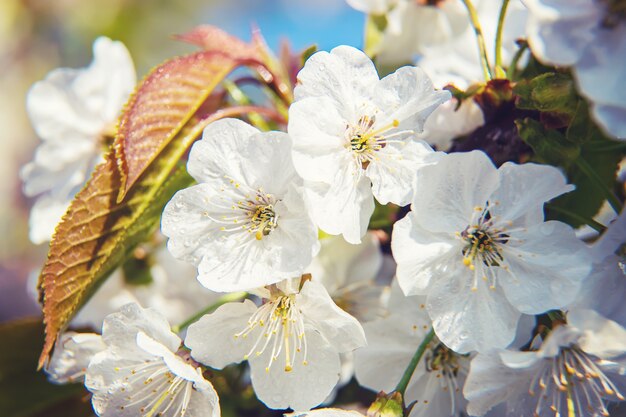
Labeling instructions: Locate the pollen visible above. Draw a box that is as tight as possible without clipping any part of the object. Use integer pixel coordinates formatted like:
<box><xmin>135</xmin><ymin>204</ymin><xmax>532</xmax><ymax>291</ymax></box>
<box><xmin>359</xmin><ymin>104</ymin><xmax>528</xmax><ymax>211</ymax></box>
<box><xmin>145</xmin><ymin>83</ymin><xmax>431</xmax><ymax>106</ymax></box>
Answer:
<box><xmin>234</xmin><ymin>295</ymin><xmax>309</xmax><ymax>374</ymax></box>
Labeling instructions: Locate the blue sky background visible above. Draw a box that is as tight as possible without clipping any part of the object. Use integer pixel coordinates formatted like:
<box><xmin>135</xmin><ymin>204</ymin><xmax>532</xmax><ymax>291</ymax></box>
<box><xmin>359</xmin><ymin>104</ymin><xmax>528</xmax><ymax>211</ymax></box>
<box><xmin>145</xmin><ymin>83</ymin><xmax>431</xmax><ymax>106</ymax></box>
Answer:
<box><xmin>202</xmin><ymin>0</ymin><xmax>365</xmax><ymax>52</ymax></box>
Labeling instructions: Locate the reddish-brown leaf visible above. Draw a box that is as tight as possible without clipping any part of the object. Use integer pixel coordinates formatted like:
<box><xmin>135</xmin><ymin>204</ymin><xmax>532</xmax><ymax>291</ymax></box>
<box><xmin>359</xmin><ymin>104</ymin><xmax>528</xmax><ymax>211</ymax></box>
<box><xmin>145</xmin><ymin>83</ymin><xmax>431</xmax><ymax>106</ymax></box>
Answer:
<box><xmin>175</xmin><ymin>25</ymin><xmax>263</xmax><ymax>61</ymax></box>
<box><xmin>115</xmin><ymin>51</ymin><xmax>240</xmax><ymax>202</ymax></box>
<box><xmin>38</xmin><ymin>148</ymin><xmax>193</xmax><ymax>369</ymax></box>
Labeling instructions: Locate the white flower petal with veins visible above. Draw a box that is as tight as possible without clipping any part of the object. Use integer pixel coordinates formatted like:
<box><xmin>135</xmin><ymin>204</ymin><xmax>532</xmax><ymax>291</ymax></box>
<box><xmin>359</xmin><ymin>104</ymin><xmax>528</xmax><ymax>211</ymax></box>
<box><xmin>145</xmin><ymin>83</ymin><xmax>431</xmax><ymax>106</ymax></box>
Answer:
<box><xmin>355</xmin><ymin>284</ymin><xmax>470</xmax><ymax>417</ymax></box>
<box><xmin>290</xmin><ymin>46</ymin><xmax>450</xmax><ymax>243</ymax></box>
<box><xmin>84</xmin><ymin>303</ymin><xmax>220</xmax><ymax>417</ymax></box>
<box><xmin>522</xmin><ymin>0</ymin><xmax>626</xmax><ymax>139</ymax></box>
<box><xmin>46</xmin><ymin>332</ymin><xmax>106</xmax><ymax>384</ymax></box>
<box><xmin>464</xmin><ymin>312</ymin><xmax>626</xmax><ymax>417</ymax></box>
<box><xmin>392</xmin><ymin>151</ymin><xmax>592</xmax><ymax>353</ymax></box>
<box><xmin>21</xmin><ymin>36</ymin><xmax>136</xmax><ymax>244</ymax></box>
<box><xmin>162</xmin><ymin>118</ymin><xmax>319</xmax><ymax>292</ymax></box>
<box><xmin>185</xmin><ymin>279</ymin><xmax>366</xmax><ymax>410</ymax></box>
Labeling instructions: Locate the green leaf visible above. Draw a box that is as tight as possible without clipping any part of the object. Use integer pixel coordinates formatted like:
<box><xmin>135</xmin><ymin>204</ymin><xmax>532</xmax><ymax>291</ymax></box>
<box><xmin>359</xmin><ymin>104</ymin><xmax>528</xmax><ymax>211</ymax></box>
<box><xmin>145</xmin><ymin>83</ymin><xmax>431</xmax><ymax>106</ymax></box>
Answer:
<box><xmin>518</xmin><ymin>119</ymin><xmax>622</xmax><ymax>227</ymax></box>
<box><xmin>548</xmin><ymin>147</ymin><xmax>623</xmax><ymax>227</ymax></box>
<box><xmin>369</xmin><ymin>201</ymin><xmax>399</xmax><ymax>230</ymax></box>
<box><xmin>514</xmin><ymin>72</ymin><xmax>578</xmax><ymax>116</ymax></box>
<box><xmin>38</xmin><ymin>147</ymin><xmax>194</xmax><ymax>368</ymax></box>
<box><xmin>0</xmin><ymin>318</ymin><xmax>93</xmax><ymax>417</ymax></box>
<box><xmin>516</xmin><ymin>118</ymin><xmax>580</xmax><ymax>167</ymax></box>
<box><xmin>122</xmin><ymin>252</ymin><xmax>154</xmax><ymax>286</ymax></box>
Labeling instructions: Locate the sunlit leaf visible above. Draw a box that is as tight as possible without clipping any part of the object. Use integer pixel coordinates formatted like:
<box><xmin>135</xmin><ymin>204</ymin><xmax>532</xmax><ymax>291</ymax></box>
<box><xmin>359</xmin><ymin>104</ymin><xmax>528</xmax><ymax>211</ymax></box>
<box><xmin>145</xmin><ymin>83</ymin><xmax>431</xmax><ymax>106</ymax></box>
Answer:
<box><xmin>114</xmin><ymin>51</ymin><xmax>241</xmax><ymax>201</ymax></box>
<box><xmin>175</xmin><ymin>25</ymin><xmax>262</xmax><ymax>61</ymax></box>
<box><xmin>38</xmin><ymin>140</ymin><xmax>194</xmax><ymax>368</ymax></box>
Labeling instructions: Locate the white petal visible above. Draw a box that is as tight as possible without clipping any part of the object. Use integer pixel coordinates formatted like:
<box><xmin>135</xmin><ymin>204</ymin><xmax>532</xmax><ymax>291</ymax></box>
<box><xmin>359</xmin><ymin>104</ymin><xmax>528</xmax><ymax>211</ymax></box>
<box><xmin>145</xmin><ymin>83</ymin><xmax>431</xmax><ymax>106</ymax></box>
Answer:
<box><xmin>567</xmin><ymin>309</ymin><xmax>626</xmax><ymax>359</ymax></box>
<box><xmin>46</xmin><ymin>332</ymin><xmax>105</xmax><ymax>384</ymax></box>
<box><xmin>587</xmin><ymin>102</ymin><xmax>626</xmax><ymax>140</ymax></box>
<box><xmin>85</xmin><ymin>37</ymin><xmax>136</xmax><ymax>123</ymax></box>
<box><xmin>298</xmin><ymin>281</ymin><xmax>366</xmax><ymax>353</ymax></box>
<box><xmin>294</xmin><ymin>46</ymin><xmax>379</xmax><ymax>107</ymax></box>
<box><xmin>287</xmin><ymin>409</ymin><xmax>364</xmax><ymax>417</ymax></box>
<box><xmin>499</xmin><ymin>221</ymin><xmax>591</xmax><ymax>314</ymax></box>
<box><xmin>27</xmin><ymin>194</ymin><xmax>71</xmax><ymax>244</ymax></box>
<box><xmin>289</xmin><ymin>96</ymin><xmax>351</xmax><ymax>184</ymax></box>
<box><xmin>249</xmin><ymin>330</ymin><xmax>341</xmax><ymax>410</ymax></box>
<box><xmin>367</xmin><ymin>140</ymin><xmax>439</xmax><ymax>206</ymax></box>
<box><xmin>391</xmin><ymin>214</ymin><xmax>457</xmax><ymax>296</ymax></box>
<box><xmin>373</xmin><ymin>66</ymin><xmax>451</xmax><ymax>133</ymax></box>
<box><xmin>410</xmin><ymin>151</ymin><xmax>500</xmax><ymax>234</ymax></box>
<box><xmin>417</xmin><ymin>98</ymin><xmax>484</xmax><ymax>151</ymax></box>
<box><xmin>354</xmin><ymin>312</ymin><xmax>430</xmax><ymax>393</ymax></box>
<box><xmin>310</xmin><ymin>232</ymin><xmax>382</xmax><ymax>293</ymax></box>
<box><xmin>523</xmin><ymin>0</ymin><xmax>600</xmax><ymax>66</ymax></box>
<box><xmin>101</xmin><ymin>303</ymin><xmax>181</xmax><ymax>353</ymax></box>
<box><xmin>428</xmin><ymin>271</ymin><xmax>521</xmax><ymax>353</ymax></box>
<box><xmin>464</xmin><ymin>352</ymin><xmax>535</xmax><ymax>417</ymax></box>
<box><xmin>187</xmin><ymin>118</ymin><xmax>260</xmax><ymax>185</ymax></box>
<box><xmin>26</xmin><ymin>69</ymin><xmax>102</xmax><ymax>143</ymax></box>
<box><xmin>185</xmin><ymin>300</ymin><xmax>258</xmax><ymax>369</ymax></box>
<box><xmin>567</xmin><ymin>255</ymin><xmax>626</xmax><ymax>325</ymax></box>
<box><xmin>305</xmin><ymin>175</ymin><xmax>375</xmax><ymax>245</ymax></box>
<box><xmin>161</xmin><ymin>183</ymin><xmax>220</xmax><ymax>266</ymax></box>
<box><xmin>574</xmin><ymin>24</ymin><xmax>626</xmax><ymax>122</ymax></box>
<box><xmin>71</xmin><ymin>270</ymin><xmax>138</xmax><ymax>330</ymax></box>
<box><xmin>490</xmin><ymin>162</ymin><xmax>573</xmax><ymax>226</ymax></box>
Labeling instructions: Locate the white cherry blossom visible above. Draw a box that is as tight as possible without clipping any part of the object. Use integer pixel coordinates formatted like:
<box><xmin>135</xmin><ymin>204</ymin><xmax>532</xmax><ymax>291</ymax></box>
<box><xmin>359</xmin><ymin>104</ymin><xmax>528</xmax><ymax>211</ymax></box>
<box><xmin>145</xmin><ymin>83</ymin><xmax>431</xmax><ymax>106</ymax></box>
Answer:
<box><xmin>46</xmin><ymin>332</ymin><xmax>106</xmax><ymax>384</ymax></box>
<box><xmin>85</xmin><ymin>303</ymin><xmax>220</xmax><ymax>417</ymax></box>
<box><xmin>289</xmin><ymin>45</ymin><xmax>450</xmax><ymax>243</ymax></box>
<box><xmin>522</xmin><ymin>0</ymin><xmax>626</xmax><ymax>139</ymax></box>
<box><xmin>21</xmin><ymin>36</ymin><xmax>136</xmax><ymax>244</ymax></box>
<box><xmin>308</xmin><ymin>232</ymin><xmax>387</xmax><ymax>322</ymax></box>
<box><xmin>569</xmin><ymin>208</ymin><xmax>626</xmax><ymax>325</ymax></box>
<box><xmin>416</xmin><ymin>98</ymin><xmax>484</xmax><ymax>152</ymax></box>
<box><xmin>355</xmin><ymin>284</ymin><xmax>470</xmax><ymax>417</ymax></box>
<box><xmin>392</xmin><ymin>151</ymin><xmax>592</xmax><ymax>353</ymax></box>
<box><xmin>346</xmin><ymin>0</ymin><xmax>469</xmax><ymax>65</ymax></box>
<box><xmin>162</xmin><ymin>118</ymin><xmax>319</xmax><ymax>292</ymax></box>
<box><xmin>464</xmin><ymin>309</ymin><xmax>626</xmax><ymax>417</ymax></box>
<box><xmin>185</xmin><ymin>278</ymin><xmax>366</xmax><ymax>411</ymax></box>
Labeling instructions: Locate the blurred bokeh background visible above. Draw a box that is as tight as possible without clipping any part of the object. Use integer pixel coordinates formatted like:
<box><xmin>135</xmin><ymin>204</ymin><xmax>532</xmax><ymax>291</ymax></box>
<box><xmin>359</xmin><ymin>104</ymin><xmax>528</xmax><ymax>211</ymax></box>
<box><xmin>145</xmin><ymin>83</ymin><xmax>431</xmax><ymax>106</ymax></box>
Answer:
<box><xmin>0</xmin><ymin>0</ymin><xmax>364</xmax><ymax>322</ymax></box>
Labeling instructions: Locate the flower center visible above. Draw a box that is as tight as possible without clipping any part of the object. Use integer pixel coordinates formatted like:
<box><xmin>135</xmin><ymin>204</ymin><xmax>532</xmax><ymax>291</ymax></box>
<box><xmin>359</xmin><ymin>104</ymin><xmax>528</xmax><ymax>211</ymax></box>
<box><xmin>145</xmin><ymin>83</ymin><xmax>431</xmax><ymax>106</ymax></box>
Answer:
<box><xmin>425</xmin><ymin>342</ymin><xmax>463</xmax><ymax>379</ymax></box>
<box><xmin>415</xmin><ymin>0</ymin><xmax>446</xmax><ymax>6</ymax></box>
<box><xmin>602</xmin><ymin>0</ymin><xmax>626</xmax><ymax>27</ymax></box>
<box><xmin>528</xmin><ymin>346</ymin><xmax>624</xmax><ymax>417</ymax></box>
<box><xmin>345</xmin><ymin>115</ymin><xmax>399</xmax><ymax>169</ymax></box>
<box><xmin>250</xmin><ymin>204</ymin><xmax>278</xmax><ymax>240</ymax></box>
<box><xmin>214</xmin><ymin>178</ymin><xmax>280</xmax><ymax>241</ymax></box>
<box><xmin>417</xmin><ymin>339</ymin><xmax>468</xmax><ymax>414</ymax></box>
<box><xmin>115</xmin><ymin>360</ymin><xmax>195</xmax><ymax>417</ymax></box>
<box><xmin>235</xmin><ymin>295</ymin><xmax>308</xmax><ymax>373</ymax></box>
<box><xmin>457</xmin><ymin>205</ymin><xmax>512</xmax><ymax>291</ymax></box>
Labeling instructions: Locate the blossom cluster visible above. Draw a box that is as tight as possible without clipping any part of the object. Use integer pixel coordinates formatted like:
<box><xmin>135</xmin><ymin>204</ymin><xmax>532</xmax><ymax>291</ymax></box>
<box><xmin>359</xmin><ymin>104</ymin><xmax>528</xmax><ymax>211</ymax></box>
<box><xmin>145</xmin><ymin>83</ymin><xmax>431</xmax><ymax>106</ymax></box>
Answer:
<box><xmin>20</xmin><ymin>1</ymin><xmax>626</xmax><ymax>417</ymax></box>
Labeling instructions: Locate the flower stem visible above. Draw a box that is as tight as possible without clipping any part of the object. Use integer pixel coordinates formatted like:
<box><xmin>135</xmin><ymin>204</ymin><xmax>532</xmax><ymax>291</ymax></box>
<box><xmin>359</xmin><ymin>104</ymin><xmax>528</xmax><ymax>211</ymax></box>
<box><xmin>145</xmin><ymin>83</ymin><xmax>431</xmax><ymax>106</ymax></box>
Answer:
<box><xmin>172</xmin><ymin>292</ymin><xmax>248</xmax><ymax>333</ymax></box>
<box><xmin>494</xmin><ymin>0</ymin><xmax>511</xmax><ymax>78</ymax></box>
<box><xmin>507</xmin><ymin>41</ymin><xmax>528</xmax><ymax>81</ymax></box>
<box><xmin>546</xmin><ymin>205</ymin><xmax>606</xmax><ymax>233</ymax></box>
<box><xmin>460</xmin><ymin>0</ymin><xmax>493</xmax><ymax>81</ymax></box>
<box><xmin>223</xmin><ymin>80</ymin><xmax>271</xmax><ymax>131</ymax></box>
<box><xmin>575</xmin><ymin>157</ymin><xmax>623</xmax><ymax>214</ymax></box>
<box><xmin>394</xmin><ymin>328</ymin><xmax>435</xmax><ymax>396</ymax></box>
